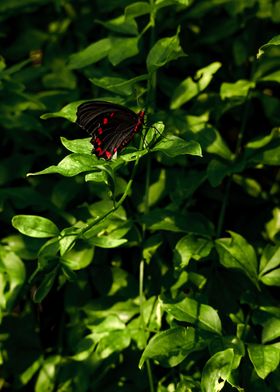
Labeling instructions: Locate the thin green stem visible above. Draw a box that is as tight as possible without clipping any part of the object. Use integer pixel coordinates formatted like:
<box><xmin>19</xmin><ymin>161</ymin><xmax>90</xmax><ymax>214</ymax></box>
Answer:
<box><xmin>138</xmin><ymin>3</ymin><xmax>157</xmax><ymax>391</ymax></box>
<box><xmin>216</xmin><ymin>89</ymin><xmax>252</xmax><ymax>237</ymax></box>
<box><xmin>59</xmin><ymin>156</ymin><xmax>142</xmax><ymax>250</ymax></box>
<box><xmin>216</xmin><ymin>177</ymin><xmax>232</xmax><ymax>237</ymax></box>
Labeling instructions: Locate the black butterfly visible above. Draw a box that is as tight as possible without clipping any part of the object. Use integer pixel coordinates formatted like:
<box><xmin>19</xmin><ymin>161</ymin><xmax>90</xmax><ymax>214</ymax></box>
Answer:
<box><xmin>76</xmin><ymin>101</ymin><xmax>145</xmax><ymax>160</ymax></box>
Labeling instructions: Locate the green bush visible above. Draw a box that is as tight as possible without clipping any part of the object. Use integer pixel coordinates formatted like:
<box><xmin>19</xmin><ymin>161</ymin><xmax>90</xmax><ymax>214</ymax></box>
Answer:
<box><xmin>1</xmin><ymin>0</ymin><xmax>280</xmax><ymax>391</ymax></box>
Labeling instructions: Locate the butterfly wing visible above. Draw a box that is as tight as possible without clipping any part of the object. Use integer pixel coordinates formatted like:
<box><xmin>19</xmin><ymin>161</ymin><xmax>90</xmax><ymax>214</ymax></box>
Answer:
<box><xmin>76</xmin><ymin>101</ymin><xmax>144</xmax><ymax>160</ymax></box>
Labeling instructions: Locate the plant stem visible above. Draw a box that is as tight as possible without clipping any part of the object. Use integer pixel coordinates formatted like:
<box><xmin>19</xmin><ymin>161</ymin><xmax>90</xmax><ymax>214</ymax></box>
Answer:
<box><xmin>216</xmin><ymin>89</ymin><xmax>252</xmax><ymax>237</ymax></box>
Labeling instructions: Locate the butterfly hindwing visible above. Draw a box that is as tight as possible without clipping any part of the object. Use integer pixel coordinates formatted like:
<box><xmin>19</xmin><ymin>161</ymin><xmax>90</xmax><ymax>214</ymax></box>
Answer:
<box><xmin>76</xmin><ymin>101</ymin><xmax>144</xmax><ymax>160</ymax></box>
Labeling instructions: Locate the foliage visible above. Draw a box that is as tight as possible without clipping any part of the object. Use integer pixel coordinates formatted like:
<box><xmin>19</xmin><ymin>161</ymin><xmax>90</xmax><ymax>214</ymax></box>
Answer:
<box><xmin>1</xmin><ymin>0</ymin><xmax>280</xmax><ymax>391</ymax></box>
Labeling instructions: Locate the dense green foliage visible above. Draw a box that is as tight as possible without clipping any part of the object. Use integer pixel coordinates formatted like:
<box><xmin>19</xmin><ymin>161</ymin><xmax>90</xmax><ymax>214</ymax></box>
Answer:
<box><xmin>1</xmin><ymin>0</ymin><xmax>280</xmax><ymax>391</ymax></box>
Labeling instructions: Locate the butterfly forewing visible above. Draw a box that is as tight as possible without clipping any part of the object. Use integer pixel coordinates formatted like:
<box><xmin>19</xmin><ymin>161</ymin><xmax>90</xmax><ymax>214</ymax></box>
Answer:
<box><xmin>76</xmin><ymin>101</ymin><xmax>144</xmax><ymax>160</ymax></box>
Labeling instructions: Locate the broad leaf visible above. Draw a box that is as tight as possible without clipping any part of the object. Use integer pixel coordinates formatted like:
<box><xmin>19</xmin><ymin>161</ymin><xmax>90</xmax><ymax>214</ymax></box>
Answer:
<box><xmin>152</xmin><ymin>135</ymin><xmax>202</xmax><ymax>157</ymax></box>
<box><xmin>160</xmin><ymin>296</ymin><xmax>222</xmax><ymax>334</ymax></box>
<box><xmin>147</xmin><ymin>29</ymin><xmax>186</xmax><ymax>72</ymax></box>
<box><xmin>248</xmin><ymin>344</ymin><xmax>280</xmax><ymax>379</ymax></box>
<box><xmin>257</xmin><ymin>35</ymin><xmax>280</xmax><ymax>58</ymax></box>
<box><xmin>12</xmin><ymin>215</ymin><xmax>59</xmax><ymax>238</ymax></box>
<box><xmin>215</xmin><ymin>231</ymin><xmax>258</xmax><ymax>286</ymax></box>
<box><xmin>171</xmin><ymin>62</ymin><xmax>221</xmax><ymax>109</ymax></box>
<box><xmin>173</xmin><ymin>234</ymin><xmax>213</xmax><ymax>269</ymax></box>
<box><xmin>68</xmin><ymin>38</ymin><xmax>111</xmax><ymax>69</ymax></box>
<box><xmin>201</xmin><ymin>349</ymin><xmax>235</xmax><ymax>392</ymax></box>
<box><xmin>139</xmin><ymin>327</ymin><xmax>208</xmax><ymax>368</ymax></box>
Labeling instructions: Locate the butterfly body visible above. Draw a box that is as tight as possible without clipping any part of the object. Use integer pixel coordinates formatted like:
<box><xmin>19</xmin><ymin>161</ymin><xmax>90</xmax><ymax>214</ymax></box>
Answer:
<box><xmin>76</xmin><ymin>101</ymin><xmax>145</xmax><ymax>160</ymax></box>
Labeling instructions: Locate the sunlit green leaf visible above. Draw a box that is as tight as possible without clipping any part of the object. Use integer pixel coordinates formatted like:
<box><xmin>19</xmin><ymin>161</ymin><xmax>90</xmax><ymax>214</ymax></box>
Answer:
<box><xmin>201</xmin><ymin>349</ymin><xmax>235</xmax><ymax>392</ymax></box>
<box><xmin>174</xmin><ymin>234</ymin><xmax>213</xmax><ymax>269</ymax></box>
<box><xmin>61</xmin><ymin>246</ymin><xmax>94</xmax><ymax>270</ymax></box>
<box><xmin>27</xmin><ymin>153</ymin><xmax>97</xmax><ymax>177</ymax></box>
<box><xmin>68</xmin><ymin>38</ymin><xmax>111</xmax><ymax>69</ymax></box>
<box><xmin>0</xmin><ymin>247</ymin><xmax>26</xmax><ymax>315</ymax></box>
<box><xmin>160</xmin><ymin>296</ymin><xmax>222</xmax><ymax>334</ymax></box>
<box><xmin>108</xmin><ymin>37</ymin><xmax>139</xmax><ymax>65</ymax></box>
<box><xmin>262</xmin><ymin>317</ymin><xmax>280</xmax><ymax>343</ymax></box>
<box><xmin>257</xmin><ymin>35</ymin><xmax>280</xmax><ymax>58</ymax></box>
<box><xmin>215</xmin><ymin>231</ymin><xmax>258</xmax><ymax>286</ymax></box>
<box><xmin>248</xmin><ymin>344</ymin><xmax>280</xmax><ymax>379</ymax></box>
<box><xmin>171</xmin><ymin>62</ymin><xmax>221</xmax><ymax>109</ymax></box>
<box><xmin>147</xmin><ymin>29</ymin><xmax>186</xmax><ymax>72</ymax></box>
<box><xmin>220</xmin><ymin>80</ymin><xmax>255</xmax><ymax>99</ymax></box>
<box><xmin>12</xmin><ymin>215</ymin><xmax>59</xmax><ymax>238</ymax></box>
<box><xmin>139</xmin><ymin>327</ymin><xmax>208</xmax><ymax>368</ymax></box>
<box><xmin>96</xmin><ymin>15</ymin><xmax>138</xmax><ymax>35</ymax></box>
<box><xmin>152</xmin><ymin>135</ymin><xmax>202</xmax><ymax>157</ymax></box>
<box><xmin>89</xmin><ymin>75</ymin><xmax>148</xmax><ymax>96</ymax></box>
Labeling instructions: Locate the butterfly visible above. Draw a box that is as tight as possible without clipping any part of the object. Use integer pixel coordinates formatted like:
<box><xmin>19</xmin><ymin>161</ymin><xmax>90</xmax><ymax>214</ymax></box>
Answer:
<box><xmin>76</xmin><ymin>101</ymin><xmax>145</xmax><ymax>160</ymax></box>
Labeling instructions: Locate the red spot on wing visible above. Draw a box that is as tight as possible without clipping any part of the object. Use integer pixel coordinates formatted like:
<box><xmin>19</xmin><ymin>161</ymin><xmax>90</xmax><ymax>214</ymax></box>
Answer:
<box><xmin>134</xmin><ymin>110</ymin><xmax>145</xmax><ymax>133</ymax></box>
<box><xmin>98</xmin><ymin>127</ymin><xmax>103</xmax><ymax>134</ymax></box>
<box><xmin>95</xmin><ymin>137</ymin><xmax>102</xmax><ymax>146</ymax></box>
<box><xmin>95</xmin><ymin>147</ymin><xmax>103</xmax><ymax>156</ymax></box>
<box><xmin>110</xmin><ymin>112</ymin><xmax>115</xmax><ymax>117</ymax></box>
<box><xmin>103</xmin><ymin>117</ymin><xmax>108</xmax><ymax>125</ymax></box>
<box><xmin>105</xmin><ymin>151</ymin><xmax>112</xmax><ymax>159</ymax></box>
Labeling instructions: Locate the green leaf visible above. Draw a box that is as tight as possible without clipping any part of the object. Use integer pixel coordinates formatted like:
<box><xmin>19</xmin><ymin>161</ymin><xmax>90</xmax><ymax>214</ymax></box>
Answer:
<box><xmin>160</xmin><ymin>296</ymin><xmax>222</xmax><ymax>334</ymax></box>
<box><xmin>125</xmin><ymin>2</ymin><xmax>151</xmax><ymax>17</ymax></box>
<box><xmin>220</xmin><ymin>80</ymin><xmax>255</xmax><ymax>99</ymax></box>
<box><xmin>262</xmin><ymin>317</ymin><xmax>280</xmax><ymax>343</ymax></box>
<box><xmin>173</xmin><ymin>234</ymin><xmax>213</xmax><ymax>269</ymax></box>
<box><xmin>96</xmin><ymin>15</ymin><xmax>138</xmax><ymax>35</ymax></box>
<box><xmin>42</xmin><ymin>62</ymin><xmax>76</xmax><ymax>90</ymax></box>
<box><xmin>257</xmin><ymin>35</ymin><xmax>280</xmax><ymax>59</ymax></box>
<box><xmin>61</xmin><ymin>246</ymin><xmax>94</xmax><ymax>270</ymax></box>
<box><xmin>185</xmin><ymin>119</ymin><xmax>233</xmax><ymax>160</ymax></box>
<box><xmin>152</xmin><ymin>135</ymin><xmax>202</xmax><ymax>157</ymax></box>
<box><xmin>260</xmin><ymin>70</ymin><xmax>280</xmax><ymax>83</ymax></box>
<box><xmin>89</xmin><ymin>74</ymin><xmax>148</xmax><ymax>96</ymax></box>
<box><xmin>207</xmin><ymin>159</ymin><xmax>244</xmax><ymax>187</ymax></box>
<box><xmin>137</xmin><ymin>168</ymin><xmax>166</xmax><ymax>212</ymax></box>
<box><xmin>232</xmin><ymin>174</ymin><xmax>262</xmax><ymax>198</ymax></box>
<box><xmin>215</xmin><ymin>231</ymin><xmax>259</xmax><ymax>286</ymax></box>
<box><xmin>35</xmin><ymin>356</ymin><xmax>61</xmax><ymax>392</ymax></box>
<box><xmin>259</xmin><ymin>244</ymin><xmax>280</xmax><ymax>276</ymax></box>
<box><xmin>28</xmin><ymin>153</ymin><xmax>97</xmax><ymax>177</ymax></box>
<box><xmin>243</xmin><ymin>128</ymin><xmax>280</xmax><ymax>166</ymax></box>
<box><xmin>12</xmin><ymin>215</ymin><xmax>59</xmax><ymax>238</ymax></box>
<box><xmin>33</xmin><ymin>266</ymin><xmax>59</xmax><ymax>303</ymax></box>
<box><xmin>60</xmin><ymin>137</ymin><xmax>92</xmax><ymax>154</ymax></box>
<box><xmin>171</xmin><ymin>62</ymin><xmax>221</xmax><ymax>109</ymax></box>
<box><xmin>139</xmin><ymin>326</ymin><xmax>208</xmax><ymax>368</ymax></box>
<box><xmin>0</xmin><ymin>247</ymin><xmax>26</xmax><ymax>315</ymax></box>
<box><xmin>108</xmin><ymin>37</ymin><xmax>139</xmax><ymax>66</ymax></box>
<box><xmin>265</xmin><ymin>208</ymin><xmax>280</xmax><ymax>242</ymax></box>
<box><xmin>90</xmin><ymin>237</ymin><xmax>127</xmax><ymax>248</ymax></box>
<box><xmin>68</xmin><ymin>38</ymin><xmax>111</xmax><ymax>69</ymax></box>
<box><xmin>209</xmin><ymin>336</ymin><xmax>245</xmax><ymax>369</ymax></box>
<box><xmin>140</xmin><ymin>209</ymin><xmax>214</xmax><ymax>236</ymax></box>
<box><xmin>95</xmin><ymin>329</ymin><xmax>131</xmax><ymax>359</ymax></box>
<box><xmin>118</xmin><ymin>149</ymin><xmax>148</xmax><ymax>161</ymax></box>
<box><xmin>248</xmin><ymin>344</ymin><xmax>280</xmax><ymax>379</ymax></box>
<box><xmin>59</xmin><ymin>226</ymin><xmax>82</xmax><ymax>256</ymax></box>
<box><xmin>41</xmin><ymin>101</ymin><xmax>80</xmax><ymax>122</ymax></box>
<box><xmin>143</xmin><ymin>234</ymin><xmax>163</xmax><ymax>264</ymax></box>
<box><xmin>259</xmin><ymin>268</ymin><xmax>280</xmax><ymax>287</ymax></box>
<box><xmin>147</xmin><ymin>29</ymin><xmax>186</xmax><ymax>72</ymax></box>
<box><xmin>37</xmin><ymin>238</ymin><xmax>60</xmax><ymax>270</ymax></box>
<box><xmin>155</xmin><ymin>0</ymin><xmax>190</xmax><ymax>9</ymax></box>
<box><xmin>0</xmin><ymin>0</ymin><xmax>49</xmax><ymax>13</ymax></box>
<box><xmin>201</xmin><ymin>349</ymin><xmax>235</xmax><ymax>392</ymax></box>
